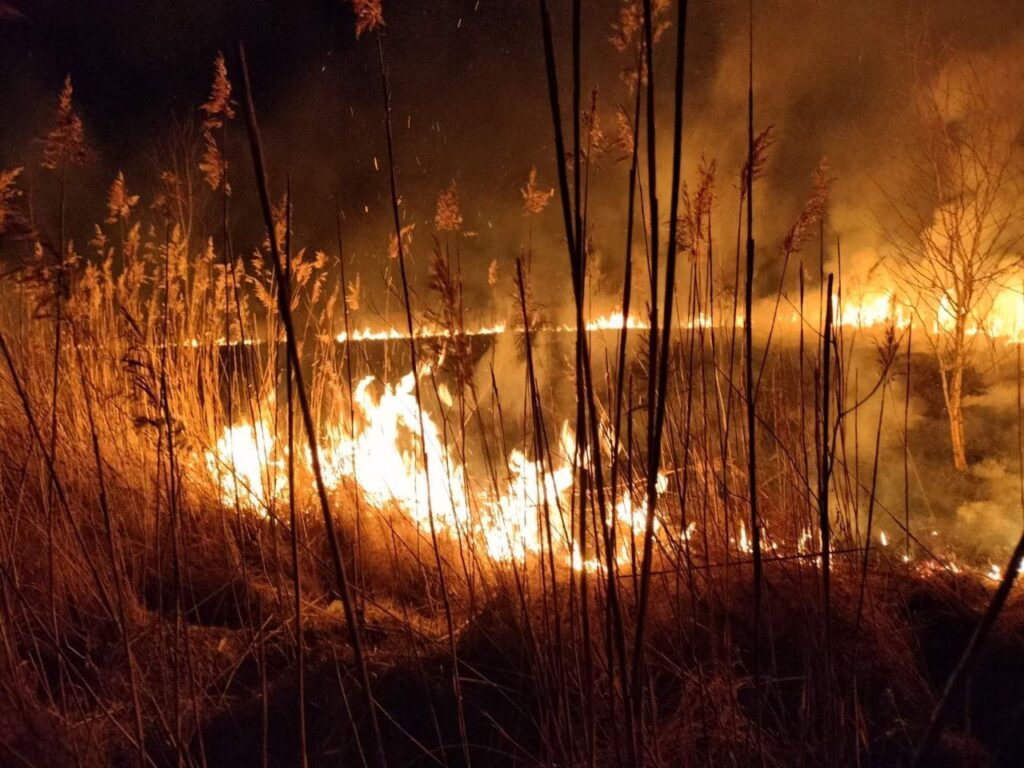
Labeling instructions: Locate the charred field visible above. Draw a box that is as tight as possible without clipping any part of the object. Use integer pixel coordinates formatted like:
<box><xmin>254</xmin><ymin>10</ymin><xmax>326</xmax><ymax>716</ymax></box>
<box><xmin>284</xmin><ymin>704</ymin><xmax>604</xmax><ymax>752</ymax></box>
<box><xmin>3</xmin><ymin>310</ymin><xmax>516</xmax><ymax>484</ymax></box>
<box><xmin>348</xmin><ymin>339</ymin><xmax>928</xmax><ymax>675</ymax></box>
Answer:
<box><xmin>2</xmin><ymin>1</ymin><xmax>1024</xmax><ymax>766</ymax></box>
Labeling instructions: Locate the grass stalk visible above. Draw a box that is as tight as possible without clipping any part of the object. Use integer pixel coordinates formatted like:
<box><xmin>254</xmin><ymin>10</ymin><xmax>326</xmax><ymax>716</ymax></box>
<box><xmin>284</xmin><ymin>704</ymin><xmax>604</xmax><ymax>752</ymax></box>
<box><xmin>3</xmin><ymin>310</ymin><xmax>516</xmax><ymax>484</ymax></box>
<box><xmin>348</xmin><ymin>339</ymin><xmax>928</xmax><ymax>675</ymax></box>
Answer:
<box><xmin>237</xmin><ymin>42</ymin><xmax>386</xmax><ymax>768</ymax></box>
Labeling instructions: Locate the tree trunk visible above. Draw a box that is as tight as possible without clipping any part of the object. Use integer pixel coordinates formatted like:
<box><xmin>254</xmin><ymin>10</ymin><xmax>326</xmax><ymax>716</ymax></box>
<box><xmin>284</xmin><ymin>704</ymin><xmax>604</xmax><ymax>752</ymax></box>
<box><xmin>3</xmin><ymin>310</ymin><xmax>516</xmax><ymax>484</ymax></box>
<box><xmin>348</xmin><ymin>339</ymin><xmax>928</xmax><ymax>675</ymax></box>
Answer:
<box><xmin>948</xmin><ymin>361</ymin><xmax>968</xmax><ymax>471</ymax></box>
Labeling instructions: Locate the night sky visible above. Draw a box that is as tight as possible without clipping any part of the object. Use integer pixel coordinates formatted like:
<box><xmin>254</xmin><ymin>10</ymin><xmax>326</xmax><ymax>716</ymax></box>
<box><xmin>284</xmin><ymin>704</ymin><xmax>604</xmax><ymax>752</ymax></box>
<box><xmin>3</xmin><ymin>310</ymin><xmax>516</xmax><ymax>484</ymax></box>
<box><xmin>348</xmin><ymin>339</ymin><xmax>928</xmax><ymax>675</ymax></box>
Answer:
<box><xmin>0</xmin><ymin>2</ymin><xmax>563</xmax><ymax>272</ymax></box>
<box><xmin>2</xmin><ymin>1</ymin><xmax>1022</xmax><ymax>309</ymax></box>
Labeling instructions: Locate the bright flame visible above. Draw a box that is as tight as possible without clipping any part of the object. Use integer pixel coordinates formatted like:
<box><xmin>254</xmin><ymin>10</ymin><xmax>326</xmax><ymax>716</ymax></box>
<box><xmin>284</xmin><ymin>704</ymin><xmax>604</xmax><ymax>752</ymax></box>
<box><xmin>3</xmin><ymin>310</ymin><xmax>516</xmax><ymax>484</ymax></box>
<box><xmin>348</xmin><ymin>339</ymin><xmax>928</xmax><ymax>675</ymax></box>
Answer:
<box><xmin>205</xmin><ymin>422</ymin><xmax>283</xmax><ymax>513</ymax></box>
<box><xmin>206</xmin><ymin>370</ymin><xmax>670</xmax><ymax>567</ymax></box>
<box><xmin>203</xmin><ymin>283</ymin><xmax>1024</xmax><ymax>573</ymax></box>
<box><xmin>583</xmin><ymin>311</ymin><xmax>646</xmax><ymax>332</ymax></box>
<box><xmin>835</xmin><ymin>292</ymin><xmax>909</xmax><ymax>330</ymax></box>
<box><xmin>737</xmin><ymin>523</ymin><xmax>752</xmax><ymax>554</ymax></box>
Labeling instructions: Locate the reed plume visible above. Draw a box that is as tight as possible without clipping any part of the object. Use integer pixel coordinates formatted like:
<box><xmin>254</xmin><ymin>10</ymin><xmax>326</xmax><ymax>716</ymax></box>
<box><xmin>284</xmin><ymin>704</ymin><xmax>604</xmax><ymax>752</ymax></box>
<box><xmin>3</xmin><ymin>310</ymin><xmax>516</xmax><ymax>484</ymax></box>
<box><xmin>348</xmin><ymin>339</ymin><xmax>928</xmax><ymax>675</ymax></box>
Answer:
<box><xmin>614</xmin><ymin>107</ymin><xmax>635</xmax><ymax>161</ymax></box>
<box><xmin>782</xmin><ymin>157</ymin><xmax>833</xmax><ymax>256</ymax></box>
<box><xmin>351</xmin><ymin>0</ymin><xmax>384</xmax><ymax>40</ymax></box>
<box><xmin>39</xmin><ymin>76</ymin><xmax>89</xmax><ymax>171</ymax></box>
<box><xmin>345</xmin><ymin>272</ymin><xmax>361</xmax><ymax>311</ymax></box>
<box><xmin>199</xmin><ymin>53</ymin><xmax>234</xmax><ymax>192</ymax></box>
<box><xmin>434</xmin><ymin>180</ymin><xmax>463</xmax><ymax>232</ymax></box>
<box><xmin>738</xmin><ymin>124</ymin><xmax>775</xmax><ymax>204</ymax></box>
<box><xmin>105</xmin><ymin>171</ymin><xmax>139</xmax><ymax>224</ymax></box>
<box><xmin>387</xmin><ymin>222</ymin><xmax>414</xmax><ymax>260</ymax></box>
<box><xmin>521</xmin><ymin>166</ymin><xmax>554</xmax><ymax>214</ymax></box>
<box><xmin>677</xmin><ymin>157</ymin><xmax>717</xmax><ymax>255</ymax></box>
<box><xmin>0</xmin><ymin>166</ymin><xmax>23</xmax><ymax>234</ymax></box>
<box><xmin>610</xmin><ymin>0</ymin><xmax>670</xmax><ymax>54</ymax></box>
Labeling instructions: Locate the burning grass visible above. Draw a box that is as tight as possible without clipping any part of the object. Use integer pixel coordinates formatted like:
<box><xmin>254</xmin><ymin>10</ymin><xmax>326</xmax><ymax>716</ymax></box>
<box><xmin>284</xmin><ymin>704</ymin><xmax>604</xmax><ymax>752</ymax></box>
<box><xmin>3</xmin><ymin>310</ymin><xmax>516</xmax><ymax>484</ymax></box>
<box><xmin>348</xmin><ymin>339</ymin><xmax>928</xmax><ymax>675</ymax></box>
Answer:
<box><xmin>2</xmin><ymin>3</ymin><xmax>1024</xmax><ymax>767</ymax></box>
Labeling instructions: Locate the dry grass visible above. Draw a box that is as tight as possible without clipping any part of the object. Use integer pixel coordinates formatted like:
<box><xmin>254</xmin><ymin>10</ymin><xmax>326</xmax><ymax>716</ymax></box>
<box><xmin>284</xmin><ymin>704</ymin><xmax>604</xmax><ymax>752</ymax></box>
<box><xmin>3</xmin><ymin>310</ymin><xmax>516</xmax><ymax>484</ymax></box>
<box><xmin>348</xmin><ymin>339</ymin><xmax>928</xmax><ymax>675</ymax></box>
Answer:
<box><xmin>0</xmin><ymin>23</ymin><xmax>1021</xmax><ymax>768</ymax></box>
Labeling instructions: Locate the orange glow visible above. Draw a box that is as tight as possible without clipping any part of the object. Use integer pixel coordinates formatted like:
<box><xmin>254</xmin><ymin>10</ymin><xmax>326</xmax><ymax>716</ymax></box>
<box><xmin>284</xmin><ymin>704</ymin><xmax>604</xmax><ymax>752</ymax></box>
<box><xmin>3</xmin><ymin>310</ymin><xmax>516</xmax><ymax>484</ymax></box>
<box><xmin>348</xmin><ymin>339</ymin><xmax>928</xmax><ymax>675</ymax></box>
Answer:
<box><xmin>203</xmin><ymin>367</ymin><xmax>680</xmax><ymax>568</ymax></box>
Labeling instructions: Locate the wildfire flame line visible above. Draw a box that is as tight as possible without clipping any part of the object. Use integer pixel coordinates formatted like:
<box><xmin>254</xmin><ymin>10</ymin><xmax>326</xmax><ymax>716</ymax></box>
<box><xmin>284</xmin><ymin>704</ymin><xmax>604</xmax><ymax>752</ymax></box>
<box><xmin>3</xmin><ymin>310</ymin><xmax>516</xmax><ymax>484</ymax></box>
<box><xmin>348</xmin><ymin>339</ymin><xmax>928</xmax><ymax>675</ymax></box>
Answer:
<box><xmin>204</xmin><ymin>368</ymin><xmax>664</xmax><ymax>569</ymax></box>
<box><xmin>327</xmin><ymin>289</ymin><xmax>1024</xmax><ymax>346</ymax></box>
<box><xmin>168</xmin><ymin>288</ymin><xmax>1024</xmax><ymax>349</ymax></box>
<box><xmin>201</xmin><ymin>287</ymin><xmax>1024</xmax><ymax>574</ymax></box>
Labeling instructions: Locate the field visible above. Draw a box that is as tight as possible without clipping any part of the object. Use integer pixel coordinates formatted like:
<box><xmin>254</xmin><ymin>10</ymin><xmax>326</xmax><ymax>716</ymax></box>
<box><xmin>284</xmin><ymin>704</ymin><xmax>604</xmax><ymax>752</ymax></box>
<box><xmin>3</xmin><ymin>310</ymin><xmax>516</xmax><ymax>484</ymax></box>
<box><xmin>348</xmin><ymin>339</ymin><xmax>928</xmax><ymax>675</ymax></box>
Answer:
<box><xmin>2</xmin><ymin>1</ymin><xmax>1024</xmax><ymax>766</ymax></box>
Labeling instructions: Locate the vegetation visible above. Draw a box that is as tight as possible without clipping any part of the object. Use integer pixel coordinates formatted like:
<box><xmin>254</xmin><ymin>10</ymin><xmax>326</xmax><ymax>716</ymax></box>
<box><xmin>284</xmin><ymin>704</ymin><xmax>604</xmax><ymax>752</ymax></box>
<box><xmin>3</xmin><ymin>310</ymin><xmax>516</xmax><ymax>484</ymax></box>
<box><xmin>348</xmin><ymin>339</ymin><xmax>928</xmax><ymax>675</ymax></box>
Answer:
<box><xmin>0</xmin><ymin>2</ymin><xmax>1023</xmax><ymax>767</ymax></box>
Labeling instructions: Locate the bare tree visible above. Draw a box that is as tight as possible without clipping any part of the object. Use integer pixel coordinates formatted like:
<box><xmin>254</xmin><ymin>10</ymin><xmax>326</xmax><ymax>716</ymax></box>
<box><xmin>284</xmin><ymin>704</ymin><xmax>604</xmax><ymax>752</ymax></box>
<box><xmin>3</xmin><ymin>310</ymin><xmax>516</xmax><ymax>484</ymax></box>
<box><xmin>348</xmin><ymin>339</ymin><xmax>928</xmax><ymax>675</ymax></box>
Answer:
<box><xmin>884</xmin><ymin>53</ymin><xmax>1024</xmax><ymax>471</ymax></box>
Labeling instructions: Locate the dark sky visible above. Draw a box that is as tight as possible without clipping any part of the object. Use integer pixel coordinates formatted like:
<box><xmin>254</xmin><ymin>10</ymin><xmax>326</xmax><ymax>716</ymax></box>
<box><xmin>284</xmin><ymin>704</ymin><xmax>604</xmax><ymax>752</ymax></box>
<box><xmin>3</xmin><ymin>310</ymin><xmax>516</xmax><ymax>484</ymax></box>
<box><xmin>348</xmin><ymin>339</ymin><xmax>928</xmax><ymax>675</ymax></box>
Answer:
<box><xmin>2</xmin><ymin>1</ymin><xmax>597</xmax><ymax>311</ymax></box>
<box><xmin>0</xmin><ymin>2</ymin><xmax>555</xmax><ymax>231</ymax></box>
<box><xmin>2</xmin><ymin>1</ymin><xmax>1022</xmax><ymax>311</ymax></box>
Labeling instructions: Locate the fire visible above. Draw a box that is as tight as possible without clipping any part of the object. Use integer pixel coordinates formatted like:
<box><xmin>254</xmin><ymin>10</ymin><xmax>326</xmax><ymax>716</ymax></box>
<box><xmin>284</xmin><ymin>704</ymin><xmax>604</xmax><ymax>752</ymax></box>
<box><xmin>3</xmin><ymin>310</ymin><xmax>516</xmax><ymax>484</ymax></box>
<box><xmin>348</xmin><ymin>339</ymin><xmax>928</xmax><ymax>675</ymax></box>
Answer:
<box><xmin>319</xmin><ymin>369</ymin><xmax>471</xmax><ymax>534</ymax></box>
<box><xmin>323</xmin><ymin>283</ymin><xmax>1024</xmax><ymax>351</ymax></box>
<box><xmin>206</xmin><ymin>369</ymin><xmax>667</xmax><ymax>568</ymax></box>
<box><xmin>479</xmin><ymin>425</ymin><xmax>577</xmax><ymax>562</ymax></box>
<box><xmin>982</xmin><ymin>289</ymin><xmax>1024</xmax><ymax>343</ymax></box>
<box><xmin>334</xmin><ymin>322</ymin><xmax>508</xmax><ymax>344</ymax></box>
<box><xmin>934</xmin><ymin>288</ymin><xmax>1024</xmax><ymax>341</ymax></box>
<box><xmin>204</xmin><ymin>284</ymin><xmax>1024</xmax><ymax>573</ymax></box>
<box><xmin>737</xmin><ymin>523</ymin><xmax>752</xmax><ymax>554</ymax></box>
<box><xmin>797</xmin><ymin>528</ymin><xmax>813</xmax><ymax>553</ymax></box>
<box><xmin>835</xmin><ymin>291</ymin><xmax>909</xmax><ymax>330</ymax></box>
<box><xmin>583</xmin><ymin>311</ymin><xmax>646</xmax><ymax>332</ymax></box>
<box><xmin>205</xmin><ymin>421</ymin><xmax>283</xmax><ymax>512</ymax></box>
<box><xmin>827</xmin><ymin>285</ymin><xmax>1024</xmax><ymax>342</ymax></box>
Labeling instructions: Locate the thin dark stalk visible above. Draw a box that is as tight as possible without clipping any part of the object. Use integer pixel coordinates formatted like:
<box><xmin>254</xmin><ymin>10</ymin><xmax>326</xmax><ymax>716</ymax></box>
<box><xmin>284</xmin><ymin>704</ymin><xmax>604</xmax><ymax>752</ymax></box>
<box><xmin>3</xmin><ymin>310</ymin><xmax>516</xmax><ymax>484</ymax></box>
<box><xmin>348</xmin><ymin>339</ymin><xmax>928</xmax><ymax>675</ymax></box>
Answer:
<box><xmin>336</xmin><ymin>210</ymin><xmax>363</xmax><ymax>625</ymax></box>
<box><xmin>534</xmin><ymin>4</ymin><xmax>605</xmax><ymax>763</ymax></box>
<box><xmin>820</xmin><ymin>273</ymin><xmax>834</xmax><ymax>657</ymax></box>
<box><xmin>631</xmin><ymin>0</ymin><xmax>689</xmax><ymax>746</ymax></box>
<box><xmin>47</xmin><ymin>166</ymin><xmax>67</xmax><ymax>636</ymax></box>
<box><xmin>515</xmin><ymin>259</ymin><xmax>573</xmax><ymax>766</ymax></box>
<box><xmin>743</xmin><ymin>3</ymin><xmax>764</xmax><ymax>743</ymax></box>
<box><xmin>237</xmin><ymin>43</ymin><xmax>386</xmax><ymax>768</ymax></box>
<box><xmin>741</xmin><ymin>4</ymin><xmax>765</xmax><ymax>757</ymax></box>
<box><xmin>287</xmin><ymin>183</ymin><xmax>308</xmax><ymax>768</ymax></box>
<box><xmin>604</xmin><ymin>51</ymin><xmax>644</xmax><ymax>768</ymax></box>
<box><xmin>911</xmin><ymin>530</ymin><xmax>1024</xmax><ymax>766</ymax></box>
<box><xmin>73</xmin><ymin>332</ymin><xmax>147</xmax><ymax>767</ymax></box>
<box><xmin>373</xmin><ymin>33</ymin><xmax>471</xmax><ymax>768</ymax></box>
<box><xmin>905</xmin><ymin>322</ymin><xmax>913</xmax><ymax>569</ymax></box>
<box><xmin>854</xmin><ymin>382</ymin><xmax>886</xmax><ymax>634</ymax></box>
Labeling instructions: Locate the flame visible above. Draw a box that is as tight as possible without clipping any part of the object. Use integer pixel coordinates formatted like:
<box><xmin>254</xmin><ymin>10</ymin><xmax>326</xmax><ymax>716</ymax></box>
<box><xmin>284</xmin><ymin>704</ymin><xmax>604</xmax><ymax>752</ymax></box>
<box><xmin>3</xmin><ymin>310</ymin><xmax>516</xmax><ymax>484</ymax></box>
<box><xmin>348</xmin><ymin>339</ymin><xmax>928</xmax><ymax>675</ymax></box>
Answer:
<box><xmin>583</xmin><ymin>311</ymin><xmax>646</xmax><ymax>332</ymax></box>
<box><xmin>737</xmin><ymin>523</ymin><xmax>752</xmax><ymax>554</ymax></box>
<box><xmin>318</xmin><ymin>370</ymin><xmax>472</xmax><ymax>535</ymax></box>
<box><xmin>797</xmin><ymin>528</ymin><xmax>813</xmax><ymax>554</ymax></box>
<box><xmin>826</xmin><ymin>287</ymin><xmax>1024</xmax><ymax>342</ymax></box>
<box><xmin>834</xmin><ymin>291</ymin><xmax>909</xmax><ymax>330</ymax></box>
<box><xmin>206</xmin><ymin>369</ymin><xmax>670</xmax><ymax>568</ymax></box>
<box><xmin>335</xmin><ymin>322</ymin><xmax>509</xmax><ymax>344</ymax></box>
<box><xmin>202</xmin><ymin>283</ymin><xmax>1024</xmax><ymax>574</ymax></box>
<box><xmin>933</xmin><ymin>288</ymin><xmax>1024</xmax><ymax>341</ymax></box>
<box><xmin>201</xmin><ymin>284</ymin><xmax>1024</xmax><ymax>352</ymax></box>
<box><xmin>205</xmin><ymin>421</ymin><xmax>283</xmax><ymax>512</ymax></box>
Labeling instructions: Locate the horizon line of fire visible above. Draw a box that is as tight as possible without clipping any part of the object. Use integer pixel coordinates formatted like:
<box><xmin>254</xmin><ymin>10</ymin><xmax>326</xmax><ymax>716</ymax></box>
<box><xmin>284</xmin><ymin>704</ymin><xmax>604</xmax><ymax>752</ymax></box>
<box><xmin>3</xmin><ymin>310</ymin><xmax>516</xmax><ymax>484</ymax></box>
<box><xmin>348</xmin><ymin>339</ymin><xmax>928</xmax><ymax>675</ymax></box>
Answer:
<box><xmin>169</xmin><ymin>287</ymin><xmax>1024</xmax><ymax>348</ymax></box>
